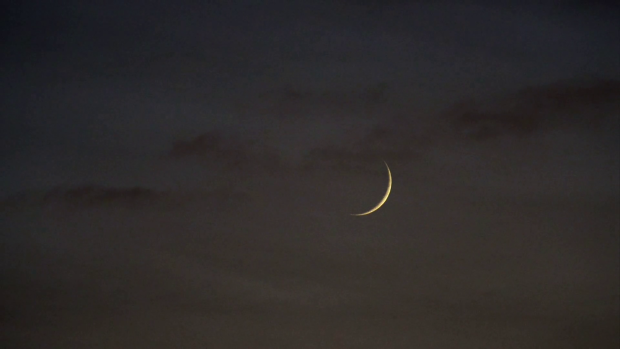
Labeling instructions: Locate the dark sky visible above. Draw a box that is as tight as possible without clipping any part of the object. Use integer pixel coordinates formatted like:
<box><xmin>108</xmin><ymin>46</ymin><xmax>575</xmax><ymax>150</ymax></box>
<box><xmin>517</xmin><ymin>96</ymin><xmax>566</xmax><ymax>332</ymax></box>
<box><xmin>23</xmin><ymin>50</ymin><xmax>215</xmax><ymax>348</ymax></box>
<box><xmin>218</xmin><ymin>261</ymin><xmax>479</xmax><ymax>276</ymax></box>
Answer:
<box><xmin>2</xmin><ymin>1</ymin><xmax>619</xmax><ymax>348</ymax></box>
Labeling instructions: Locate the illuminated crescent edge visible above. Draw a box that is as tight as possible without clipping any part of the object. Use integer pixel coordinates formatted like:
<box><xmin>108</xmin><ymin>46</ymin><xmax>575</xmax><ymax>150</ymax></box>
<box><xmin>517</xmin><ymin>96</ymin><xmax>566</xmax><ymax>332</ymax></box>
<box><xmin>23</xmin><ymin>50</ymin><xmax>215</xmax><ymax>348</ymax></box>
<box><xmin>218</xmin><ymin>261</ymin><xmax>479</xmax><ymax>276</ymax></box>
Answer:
<box><xmin>351</xmin><ymin>161</ymin><xmax>392</xmax><ymax>216</ymax></box>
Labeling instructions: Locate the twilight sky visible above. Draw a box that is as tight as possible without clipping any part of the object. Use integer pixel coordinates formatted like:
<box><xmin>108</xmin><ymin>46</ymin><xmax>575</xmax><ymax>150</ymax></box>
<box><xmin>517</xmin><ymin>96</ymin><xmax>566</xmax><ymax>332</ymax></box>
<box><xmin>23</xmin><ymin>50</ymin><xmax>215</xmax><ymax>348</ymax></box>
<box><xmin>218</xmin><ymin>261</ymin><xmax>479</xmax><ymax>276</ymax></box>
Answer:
<box><xmin>1</xmin><ymin>1</ymin><xmax>619</xmax><ymax>348</ymax></box>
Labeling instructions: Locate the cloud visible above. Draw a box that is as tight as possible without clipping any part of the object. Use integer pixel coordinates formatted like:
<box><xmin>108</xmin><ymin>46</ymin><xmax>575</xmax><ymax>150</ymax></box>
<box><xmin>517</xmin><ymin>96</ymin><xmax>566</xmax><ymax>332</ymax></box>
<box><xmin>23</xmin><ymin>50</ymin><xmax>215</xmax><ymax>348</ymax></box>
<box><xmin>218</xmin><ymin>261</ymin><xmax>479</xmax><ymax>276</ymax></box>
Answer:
<box><xmin>301</xmin><ymin>125</ymin><xmax>426</xmax><ymax>172</ymax></box>
<box><xmin>1</xmin><ymin>184</ymin><xmax>252</xmax><ymax>211</ymax></box>
<box><xmin>46</xmin><ymin>185</ymin><xmax>159</xmax><ymax>206</ymax></box>
<box><xmin>445</xmin><ymin>78</ymin><xmax>620</xmax><ymax>141</ymax></box>
<box><xmin>300</xmin><ymin>78</ymin><xmax>620</xmax><ymax>168</ymax></box>
<box><xmin>0</xmin><ymin>185</ymin><xmax>163</xmax><ymax>210</ymax></box>
<box><xmin>0</xmin><ymin>186</ymin><xmax>158</xmax><ymax>212</ymax></box>
<box><xmin>166</xmin><ymin>130</ymin><xmax>285</xmax><ymax>174</ymax></box>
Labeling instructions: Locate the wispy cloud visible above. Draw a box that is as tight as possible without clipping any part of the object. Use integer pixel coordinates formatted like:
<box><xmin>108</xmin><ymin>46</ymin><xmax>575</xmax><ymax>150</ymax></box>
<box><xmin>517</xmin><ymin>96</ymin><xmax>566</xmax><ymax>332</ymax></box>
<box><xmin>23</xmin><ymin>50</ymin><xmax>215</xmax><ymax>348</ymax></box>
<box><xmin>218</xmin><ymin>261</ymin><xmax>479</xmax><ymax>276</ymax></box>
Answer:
<box><xmin>1</xmin><ymin>184</ymin><xmax>252</xmax><ymax>211</ymax></box>
<box><xmin>45</xmin><ymin>185</ymin><xmax>160</xmax><ymax>207</ymax></box>
<box><xmin>0</xmin><ymin>185</ymin><xmax>161</xmax><ymax>210</ymax></box>
<box><xmin>299</xmin><ymin>78</ymin><xmax>620</xmax><ymax>170</ymax></box>
<box><xmin>166</xmin><ymin>131</ymin><xmax>284</xmax><ymax>173</ymax></box>
<box><xmin>446</xmin><ymin>78</ymin><xmax>620</xmax><ymax>140</ymax></box>
<box><xmin>301</xmin><ymin>125</ymin><xmax>425</xmax><ymax>172</ymax></box>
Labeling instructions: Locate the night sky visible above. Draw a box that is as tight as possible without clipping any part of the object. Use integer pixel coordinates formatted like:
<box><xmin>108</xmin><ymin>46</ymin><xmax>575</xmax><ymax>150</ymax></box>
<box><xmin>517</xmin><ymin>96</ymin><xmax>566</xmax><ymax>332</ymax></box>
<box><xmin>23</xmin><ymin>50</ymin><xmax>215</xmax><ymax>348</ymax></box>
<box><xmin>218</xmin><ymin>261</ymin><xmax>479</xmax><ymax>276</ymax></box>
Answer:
<box><xmin>2</xmin><ymin>1</ymin><xmax>619</xmax><ymax>348</ymax></box>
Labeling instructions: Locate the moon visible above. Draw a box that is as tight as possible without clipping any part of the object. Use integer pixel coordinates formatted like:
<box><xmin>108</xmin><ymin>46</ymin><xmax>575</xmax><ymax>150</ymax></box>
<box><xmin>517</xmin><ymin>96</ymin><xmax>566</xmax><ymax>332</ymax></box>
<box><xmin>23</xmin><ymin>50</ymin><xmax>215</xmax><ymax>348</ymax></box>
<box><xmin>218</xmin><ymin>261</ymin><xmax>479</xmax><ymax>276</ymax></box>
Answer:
<box><xmin>351</xmin><ymin>161</ymin><xmax>392</xmax><ymax>216</ymax></box>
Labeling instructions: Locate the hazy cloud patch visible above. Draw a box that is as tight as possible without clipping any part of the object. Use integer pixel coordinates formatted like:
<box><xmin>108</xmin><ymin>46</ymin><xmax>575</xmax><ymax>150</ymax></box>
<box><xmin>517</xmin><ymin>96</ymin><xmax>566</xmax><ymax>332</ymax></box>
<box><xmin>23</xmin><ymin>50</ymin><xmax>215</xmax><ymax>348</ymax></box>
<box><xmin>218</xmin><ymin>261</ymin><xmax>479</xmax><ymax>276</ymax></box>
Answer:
<box><xmin>300</xmin><ymin>125</ymin><xmax>426</xmax><ymax>172</ymax></box>
<box><xmin>0</xmin><ymin>184</ymin><xmax>252</xmax><ymax>211</ymax></box>
<box><xmin>166</xmin><ymin>130</ymin><xmax>285</xmax><ymax>174</ymax></box>
<box><xmin>297</xmin><ymin>78</ymin><xmax>620</xmax><ymax>184</ymax></box>
<box><xmin>445</xmin><ymin>78</ymin><xmax>620</xmax><ymax>141</ymax></box>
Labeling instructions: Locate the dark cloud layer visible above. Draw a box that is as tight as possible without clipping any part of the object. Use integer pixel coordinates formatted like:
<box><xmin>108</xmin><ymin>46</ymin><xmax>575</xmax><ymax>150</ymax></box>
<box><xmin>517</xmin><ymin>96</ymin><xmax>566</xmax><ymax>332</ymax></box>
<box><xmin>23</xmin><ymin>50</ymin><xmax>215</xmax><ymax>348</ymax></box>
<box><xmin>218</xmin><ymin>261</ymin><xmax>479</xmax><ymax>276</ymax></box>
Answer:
<box><xmin>1</xmin><ymin>184</ymin><xmax>251</xmax><ymax>212</ymax></box>
<box><xmin>300</xmin><ymin>78</ymin><xmax>620</xmax><ymax>170</ymax></box>
<box><xmin>44</xmin><ymin>185</ymin><xmax>160</xmax><ymax>208</ymax></box>
<box><xmin>167</xmin><ymin>131</ymin><xmax>284</xmax><ymax>173</ymax></box>
<box><xmin>447</xmin><ymin>78</ymin><xmax>620</xmax><ymax>140</ymax></box>
<box><xmin>301</xmin><ymin>125</ymin><xmax>423</xmax><ymax>172</ymax></box>
<box><xmin>155</xmin><ymin>79</ymin><xmax>620</xmax><ymax>183</ymax></box>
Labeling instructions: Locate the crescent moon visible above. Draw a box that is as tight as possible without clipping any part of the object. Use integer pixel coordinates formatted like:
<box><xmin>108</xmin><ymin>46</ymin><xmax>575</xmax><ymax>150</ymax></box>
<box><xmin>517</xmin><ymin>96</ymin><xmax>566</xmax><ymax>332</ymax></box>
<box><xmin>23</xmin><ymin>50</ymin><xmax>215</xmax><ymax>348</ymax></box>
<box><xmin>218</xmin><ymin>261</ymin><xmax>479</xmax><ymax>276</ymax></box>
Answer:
<box><xmin>351</xmin><ymin>161</ymin><xmax>392</xmax><ymax>216</ymax></box>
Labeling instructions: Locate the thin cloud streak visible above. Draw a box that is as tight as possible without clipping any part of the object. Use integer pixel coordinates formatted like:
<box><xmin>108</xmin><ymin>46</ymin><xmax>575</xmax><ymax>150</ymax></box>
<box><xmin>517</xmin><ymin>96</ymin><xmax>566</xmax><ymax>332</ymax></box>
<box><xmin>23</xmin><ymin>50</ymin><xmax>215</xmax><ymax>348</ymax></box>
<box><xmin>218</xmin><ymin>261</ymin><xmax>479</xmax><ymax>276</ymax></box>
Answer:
<box><xmin>299</xmin><ymin>78</ymin><xmax>620</xmax><ymax>170</ymax></box>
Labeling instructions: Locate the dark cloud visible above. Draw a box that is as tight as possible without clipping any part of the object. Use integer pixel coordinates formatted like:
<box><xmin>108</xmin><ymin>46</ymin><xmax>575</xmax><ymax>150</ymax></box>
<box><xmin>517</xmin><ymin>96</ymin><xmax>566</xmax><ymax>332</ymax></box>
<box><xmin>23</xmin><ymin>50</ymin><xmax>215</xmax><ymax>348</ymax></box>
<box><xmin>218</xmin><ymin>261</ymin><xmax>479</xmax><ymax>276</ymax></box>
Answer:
<box><xmin>1</xmin><ymin>184</ymin><xmax>251</xmax><ymax>211</ymax></box>
<box><xmin>301</xmin><ymin>125</ymin><xmax>425</xmax><ymax>172</ymax></box>
<box><xmin>446</xmin><ymin>79</ymin><xmax>620</xmax><ymax>141</ymax></box>
<box><xmin>45</xmin><ymin>185</ymin><xmax>160</xmax><ymax>207</ymax></box>
<box><xmin>167</xmin><ymin>131</ymin><xmax>284</xmax><ymax>173</ymax></box>
<box><xmin>298</xmin><ymin>78</ymin><xmax>620</xmax><ymax>170</ymax></box>
<box><xmin>1</xmin><ymin>185</ymin><xmax>160</xmax><ymax>211</ymax></box>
